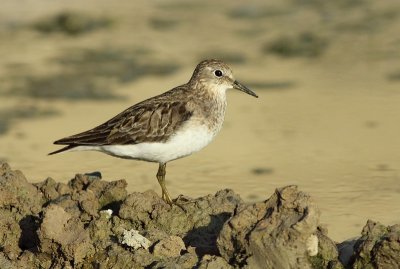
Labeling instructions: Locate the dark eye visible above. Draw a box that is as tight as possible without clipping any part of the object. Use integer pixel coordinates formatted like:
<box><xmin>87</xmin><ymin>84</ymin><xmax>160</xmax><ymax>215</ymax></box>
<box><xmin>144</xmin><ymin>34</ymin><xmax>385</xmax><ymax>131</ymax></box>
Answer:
<box><xmin>214</xmin><ymin>70</ymin><xmax>223</xmax><ymax>77</ymax></box>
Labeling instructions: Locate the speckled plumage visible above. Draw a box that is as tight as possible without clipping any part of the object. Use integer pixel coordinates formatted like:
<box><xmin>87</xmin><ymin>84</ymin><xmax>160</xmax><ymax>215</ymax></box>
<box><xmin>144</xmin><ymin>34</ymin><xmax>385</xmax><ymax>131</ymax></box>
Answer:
<box><xmin>50</xmin><ymin>59</ymin><xmax>258</xmax><ymax>204</ymax></box>
<box><xmin>51</xmin><ymin>60</ymin><xmax>233</xmax><ymax>152</ymax></box>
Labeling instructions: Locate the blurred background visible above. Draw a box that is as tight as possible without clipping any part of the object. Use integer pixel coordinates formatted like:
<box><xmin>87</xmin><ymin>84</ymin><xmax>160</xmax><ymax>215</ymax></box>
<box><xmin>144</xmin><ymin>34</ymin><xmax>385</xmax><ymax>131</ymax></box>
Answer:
<box><xmin>0</xmin><ymin>0</ymin><xmax>400</xmax><ymax>241</ymax></box>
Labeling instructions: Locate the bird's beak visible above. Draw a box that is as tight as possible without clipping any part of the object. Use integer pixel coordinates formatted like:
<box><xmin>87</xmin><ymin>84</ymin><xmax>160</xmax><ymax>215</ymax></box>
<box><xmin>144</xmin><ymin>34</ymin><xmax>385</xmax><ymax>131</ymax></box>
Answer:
<box><xmin>232</xmin><ymin>80</ymin><xmax>258</xmax><ymax>98</ymax></box>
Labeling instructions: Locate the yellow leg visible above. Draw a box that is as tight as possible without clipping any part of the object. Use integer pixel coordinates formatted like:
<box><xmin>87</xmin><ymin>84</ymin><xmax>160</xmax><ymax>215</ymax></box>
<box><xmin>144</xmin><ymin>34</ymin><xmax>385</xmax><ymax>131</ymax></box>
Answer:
<box><xmin>156</xmin><ymin>163</ymin><xmax>172</xmax><ymax>205</ymax></box>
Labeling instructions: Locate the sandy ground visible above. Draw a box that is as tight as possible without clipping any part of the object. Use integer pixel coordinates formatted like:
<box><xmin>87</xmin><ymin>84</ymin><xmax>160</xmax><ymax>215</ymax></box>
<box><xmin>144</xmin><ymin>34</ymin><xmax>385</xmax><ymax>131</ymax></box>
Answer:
<box><xmin>0</xmin><ymin>0</ymin><xmax>400</xmax><ymax>241</ymax></box>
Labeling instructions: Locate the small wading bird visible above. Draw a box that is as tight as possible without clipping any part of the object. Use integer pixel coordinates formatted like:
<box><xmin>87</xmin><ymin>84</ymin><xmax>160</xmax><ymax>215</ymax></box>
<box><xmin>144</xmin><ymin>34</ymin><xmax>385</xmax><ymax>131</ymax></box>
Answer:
<box><xmin>50</xmin><ymin>59</ymin><xmax>258</xmax><ymax>205</ymax></box>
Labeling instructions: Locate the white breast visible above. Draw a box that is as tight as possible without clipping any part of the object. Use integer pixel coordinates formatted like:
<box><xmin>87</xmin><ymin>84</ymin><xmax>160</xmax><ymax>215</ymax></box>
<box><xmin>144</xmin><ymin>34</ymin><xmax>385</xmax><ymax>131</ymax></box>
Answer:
<box><xmin>73</xmin><ymin>124</ymin><xmax>217</xmax><ymax>163</ymax></box>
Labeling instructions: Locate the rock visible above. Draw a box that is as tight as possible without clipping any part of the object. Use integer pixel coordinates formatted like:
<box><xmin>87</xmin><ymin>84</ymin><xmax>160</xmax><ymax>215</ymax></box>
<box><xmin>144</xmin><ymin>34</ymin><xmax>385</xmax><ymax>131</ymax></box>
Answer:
<box><xmin>119</xmin><ymin>188</ymin><xmax>242</xmax><ymax>255</ymax></box>
<box><xmin>0</xmin><ymin>253</ymin><xmax>14</xmax><ymax>269</ymax></box>
<box><xmin>1</xmin><ymin>162</ymin><xmax>400</xmax><ymax>269</ymax></box>
<box><xmin>146</xmin><ymin>252</ymin><xmax>200</xmax><ymax>269</ymax></box>
<box><xmin>174</xmin><ymin>252</ymin><xmax>199</xmax><ymax>268</ymax></box>
<box><xmin>0</xmin><ymin>162</ymin><xmax>43</xmax><ymax>259</ymax></box>
<box><xmin>119</xmin><ymin>190</ymin><xmax>167</xmax><ymax>226</ymax></box>
<box><xmin>144</xmin><ymin>226</ymin><xmax>171</xmax><ymax>243</ymax></box>
<box><xmin>0</xmin><ymin>162</ymin><xmax>44</xmax><ymax>215</ymax></box>
<box><xmin>153</xmin><ymin>235</ymin><xmax>186</xmax><ymax>257</ymax></box>
<box><xmin>310</xmin><ymin>226</ymin><xmax>344</xmax><ymax>269</ymax></box>
<box><xmin>217</xmin><ymin>185</ymin><xmax>341</xmax><ymax>269</ymax></box>
<box><xmin>76</xmin><ymin>189</ymin><xmax>99</xmax><ymax>217</ymax></box>
<box><xmin>68</xmin><ymin>173</ymin><xmax>92</xmax><ymax>190</ymax></box>
<box><xmin>35</xmin><ymin>177</ymin><xmax>70</xmax><ymax>202</ymax></box>
<box><xmin>89</xmin><ymin>244</ymin><xmax>144</xmax><ymax>269</ymax></box>
<box><xmin>15</xmin><ymin>251</ymin><xmax>49</xmax><ymax>269</ymax></box>
<box><xmin>350</xmin><ymin>220</ymin><xmax>400</xmax><ymax>269</ymax></box>
<box><xmin>197</xmin><ymin>255</ymin><xmax>233</xmax><ymax>269</ymax></box>
<box><xmin>0</xmin><ymin>210</ymin><xmax>22</xmax><ymax>260</ymax></box>
<box><xmin>87</xmin><ymin>211</ymin><xmax>113</xmax><ymax>251</ymax></box>
<box><xmin>43</xmin><ymin>174</ymin><xmax>127</xmax><ymax>222</ymax></box>
<box><xmin>68</xmin><ymin>173</ymin><xmax>128</xmax><ymax>211</ymax></box>
<box><xmin>38</xmin><ymin>204</ymin><xmax>94</xmax><ymax>263</ymax></box>
<box><xmin>86</xmin><ymin>178</ymin><xmax>128</xmax><ymax>209</ymax></box>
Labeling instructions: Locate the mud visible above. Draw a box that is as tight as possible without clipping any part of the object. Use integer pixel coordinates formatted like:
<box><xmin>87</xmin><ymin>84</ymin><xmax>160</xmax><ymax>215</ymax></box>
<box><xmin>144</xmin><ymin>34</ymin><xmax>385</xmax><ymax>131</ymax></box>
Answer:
<box><xmin>0</xmin><ymin>162</ymin><xmax>399</xmax><ymax>268</ymax></box>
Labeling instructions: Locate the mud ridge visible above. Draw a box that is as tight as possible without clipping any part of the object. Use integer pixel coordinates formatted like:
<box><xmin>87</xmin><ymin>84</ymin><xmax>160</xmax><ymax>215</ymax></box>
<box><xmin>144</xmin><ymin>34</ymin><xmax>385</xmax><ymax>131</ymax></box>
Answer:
<box><xmin>0</xmin><ymin>162</ymin><xmax>398</xmax><ymax>269</ymax></box>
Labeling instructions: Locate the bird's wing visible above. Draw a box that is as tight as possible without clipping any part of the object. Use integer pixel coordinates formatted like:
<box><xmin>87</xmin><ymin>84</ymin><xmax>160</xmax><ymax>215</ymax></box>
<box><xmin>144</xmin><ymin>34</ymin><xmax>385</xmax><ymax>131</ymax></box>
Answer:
<box><xmin>54</xmin><ymin>90</ymin><xmax>193</xmax><ymax>146</ymax></box>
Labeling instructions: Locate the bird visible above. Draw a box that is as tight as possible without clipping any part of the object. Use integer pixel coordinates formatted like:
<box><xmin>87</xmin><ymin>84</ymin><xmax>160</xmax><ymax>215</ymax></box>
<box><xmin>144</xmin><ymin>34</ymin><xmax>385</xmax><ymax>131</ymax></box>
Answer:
<box><xmin>49</xmin><ymin>59</ymin><xmax>258</xmax><ymax>205</ymax></box>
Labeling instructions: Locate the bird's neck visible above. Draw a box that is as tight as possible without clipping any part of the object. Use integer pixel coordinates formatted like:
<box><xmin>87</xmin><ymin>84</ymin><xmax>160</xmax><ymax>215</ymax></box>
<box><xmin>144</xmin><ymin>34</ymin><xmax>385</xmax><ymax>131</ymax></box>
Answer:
<box><xmin>192</xmin><ymin>85</ymin><xmax>227</xmax><ymax>133</ymax></box>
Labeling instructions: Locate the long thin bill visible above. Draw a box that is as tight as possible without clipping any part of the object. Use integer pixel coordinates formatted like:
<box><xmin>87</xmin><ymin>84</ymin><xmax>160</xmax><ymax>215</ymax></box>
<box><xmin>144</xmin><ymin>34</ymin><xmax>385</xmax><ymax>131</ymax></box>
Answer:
<box><xmin>233</xmin><ymin>80</ymin><xmax>258</xmax><ymax>98</ymax></box>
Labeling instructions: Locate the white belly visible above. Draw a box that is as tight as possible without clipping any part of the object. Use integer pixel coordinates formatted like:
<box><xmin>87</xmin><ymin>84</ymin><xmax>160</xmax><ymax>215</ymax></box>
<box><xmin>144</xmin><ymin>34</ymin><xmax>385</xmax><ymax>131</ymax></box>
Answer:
<box><xmin>72</xmin><ymin>125</ymin><xmax>217</xmax><ymax>163</ymax></box>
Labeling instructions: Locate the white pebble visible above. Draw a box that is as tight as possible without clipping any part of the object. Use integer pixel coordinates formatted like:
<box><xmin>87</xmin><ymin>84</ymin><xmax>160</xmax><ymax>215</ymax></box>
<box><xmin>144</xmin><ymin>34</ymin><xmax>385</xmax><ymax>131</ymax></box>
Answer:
<box><xmin>100</xmin><ymin>209</ymin><xmax>113</xmax><ymax>219</ymax></box>
<box><xmin>306</xmin><ymin>234</ymin><xmax>319</xmax><ymax>256</ymax></box>
<box><xmin>121</xmin><ymin>229</ymin><xmax>151</xmax><ymax>250</ymax></box>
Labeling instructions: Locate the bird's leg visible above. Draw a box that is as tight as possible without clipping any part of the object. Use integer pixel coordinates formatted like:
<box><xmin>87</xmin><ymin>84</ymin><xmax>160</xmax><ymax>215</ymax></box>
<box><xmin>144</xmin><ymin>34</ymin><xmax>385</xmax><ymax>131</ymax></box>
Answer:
<box><xmin>156</xmin><ymin>163</ymin><xmax>166</xmax><ymax>200</ymax></box>
<box><xmin>156</xmin><ymin>163</ymin><xmax>173</xmax><ymax>205</ymax></box>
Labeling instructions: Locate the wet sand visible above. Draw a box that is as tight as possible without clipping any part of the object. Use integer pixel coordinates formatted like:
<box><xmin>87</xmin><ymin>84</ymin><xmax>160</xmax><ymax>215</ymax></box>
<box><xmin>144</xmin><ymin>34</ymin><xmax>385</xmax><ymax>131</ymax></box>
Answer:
<box><xmin>0</xmin><ymin>0</ymin><xmax>400</xmax><ymax>241</ymax></box>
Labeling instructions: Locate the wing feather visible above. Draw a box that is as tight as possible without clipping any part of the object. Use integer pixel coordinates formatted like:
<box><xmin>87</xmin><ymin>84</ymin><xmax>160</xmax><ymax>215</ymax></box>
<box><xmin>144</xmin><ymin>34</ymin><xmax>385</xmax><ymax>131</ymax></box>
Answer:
<box><xmin>53</xmin><ymin>87</ymin><xmax>193</xmax><ymax>147</ymax></box>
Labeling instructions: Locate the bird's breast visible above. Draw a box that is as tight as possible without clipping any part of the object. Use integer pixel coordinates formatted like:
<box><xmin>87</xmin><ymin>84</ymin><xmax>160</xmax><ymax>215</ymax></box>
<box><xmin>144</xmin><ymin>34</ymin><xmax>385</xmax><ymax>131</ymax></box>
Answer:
<box><xmin>191</xmin><ymin>93</ymin><xmax>227</xmax><ymax>134</ymax></box>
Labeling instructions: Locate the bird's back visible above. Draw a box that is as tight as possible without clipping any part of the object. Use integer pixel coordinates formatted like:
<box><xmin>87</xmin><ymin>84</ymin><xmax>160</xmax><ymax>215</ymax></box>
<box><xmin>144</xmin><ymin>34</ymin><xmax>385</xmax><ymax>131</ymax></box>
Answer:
<box><xmin>50</xmin><ymin>85</ymin><xmax>194</xmax><ymax>154</ymax></box>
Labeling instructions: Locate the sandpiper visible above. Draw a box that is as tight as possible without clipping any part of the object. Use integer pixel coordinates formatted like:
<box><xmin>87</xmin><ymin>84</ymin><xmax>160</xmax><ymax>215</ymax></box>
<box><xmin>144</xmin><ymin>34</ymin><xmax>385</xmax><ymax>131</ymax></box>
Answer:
<box><xmin>50</xmin><ymin>59</ymin><xmax>258</xmax><ymax>204</ymax></box>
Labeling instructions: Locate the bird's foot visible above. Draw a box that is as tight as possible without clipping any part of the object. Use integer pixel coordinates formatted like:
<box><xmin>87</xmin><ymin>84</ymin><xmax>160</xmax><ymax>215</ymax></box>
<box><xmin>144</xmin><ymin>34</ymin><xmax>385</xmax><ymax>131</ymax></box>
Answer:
<box><xmin>159</xmin><ymin>195</ymin><xmax>191</xmax><ymax>212</ymax></box>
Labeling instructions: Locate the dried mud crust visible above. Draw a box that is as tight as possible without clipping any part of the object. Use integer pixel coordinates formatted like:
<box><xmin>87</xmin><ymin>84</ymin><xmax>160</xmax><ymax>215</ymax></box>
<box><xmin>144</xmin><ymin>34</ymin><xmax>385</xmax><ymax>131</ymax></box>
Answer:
<box><xmin>0</xmin><ymin>162</ymin><xmax>398</xmax><ymax>269</ymax></box>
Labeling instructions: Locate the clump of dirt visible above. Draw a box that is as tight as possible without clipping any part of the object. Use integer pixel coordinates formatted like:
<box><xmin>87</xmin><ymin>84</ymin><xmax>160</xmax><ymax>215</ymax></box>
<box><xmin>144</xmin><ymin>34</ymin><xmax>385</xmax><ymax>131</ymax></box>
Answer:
<box><xmin>0</xmin><ymin>162</ymin><xmax>399</xmax><ymax>268</ymax></box>
<box><xmin>217</xmin><ymin>185</ymin><xmax>341</xmax><ymax>269</ymax></box>
<box><xmin>339</xmin><ymin>220</ymin><xmax>400</xmax><ymax>269</ymax></box>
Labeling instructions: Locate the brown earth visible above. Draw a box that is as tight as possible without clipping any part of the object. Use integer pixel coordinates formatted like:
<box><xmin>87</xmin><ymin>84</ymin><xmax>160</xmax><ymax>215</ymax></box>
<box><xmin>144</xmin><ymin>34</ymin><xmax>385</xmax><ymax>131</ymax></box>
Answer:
<box><xmin>1</xmin><ymin>162</ymin><xmax>399</xmax><ymax>268</ymax></box>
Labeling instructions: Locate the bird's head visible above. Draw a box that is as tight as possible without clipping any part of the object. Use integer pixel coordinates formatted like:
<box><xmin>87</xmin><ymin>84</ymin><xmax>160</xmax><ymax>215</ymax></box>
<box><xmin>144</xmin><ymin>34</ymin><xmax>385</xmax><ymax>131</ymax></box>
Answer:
<box><xmin>189</xmin><ymin>59</ymin><xmax>258</xmax><ymax>98</ymax></box>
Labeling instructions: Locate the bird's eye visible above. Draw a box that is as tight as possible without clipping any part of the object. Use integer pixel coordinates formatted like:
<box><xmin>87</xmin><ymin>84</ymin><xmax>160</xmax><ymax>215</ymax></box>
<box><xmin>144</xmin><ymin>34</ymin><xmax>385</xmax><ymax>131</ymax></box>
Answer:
<box><xmin>214</xmin><ymin>70</ymin><xmax>223</xmax><ymax>77</ymax></box>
